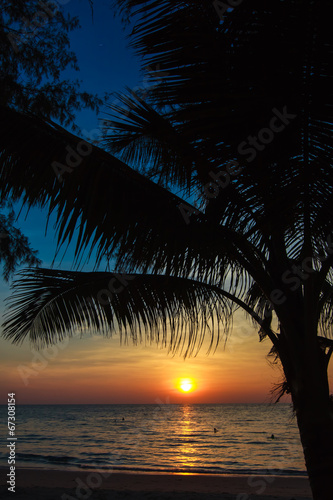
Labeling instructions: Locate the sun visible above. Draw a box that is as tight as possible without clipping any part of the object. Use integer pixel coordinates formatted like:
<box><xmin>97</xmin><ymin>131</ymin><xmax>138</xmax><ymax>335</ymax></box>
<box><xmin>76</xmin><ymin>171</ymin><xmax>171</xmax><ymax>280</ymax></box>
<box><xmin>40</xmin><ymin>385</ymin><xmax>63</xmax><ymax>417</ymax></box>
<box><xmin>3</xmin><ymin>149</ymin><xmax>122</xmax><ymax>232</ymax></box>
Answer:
<box><xmin>177</xmin><ymin>378</ymin><xmax>196</xmax><ymax>393</ymax></box>
<box><xmin>180</xmin><ymin>380</ymin><xmax>192</xmax><ymax>392</ymax></box>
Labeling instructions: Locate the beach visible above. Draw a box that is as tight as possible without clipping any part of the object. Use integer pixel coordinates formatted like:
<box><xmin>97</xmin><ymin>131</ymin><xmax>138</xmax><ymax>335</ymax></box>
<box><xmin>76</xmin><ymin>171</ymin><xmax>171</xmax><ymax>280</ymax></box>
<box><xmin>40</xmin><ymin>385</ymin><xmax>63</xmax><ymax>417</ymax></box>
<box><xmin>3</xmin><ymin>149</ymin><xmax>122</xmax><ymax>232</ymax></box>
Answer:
<box><xmin>0</xmin><ymin>468</ymin><xmax>312</xmax><ymax>499</ymax></box>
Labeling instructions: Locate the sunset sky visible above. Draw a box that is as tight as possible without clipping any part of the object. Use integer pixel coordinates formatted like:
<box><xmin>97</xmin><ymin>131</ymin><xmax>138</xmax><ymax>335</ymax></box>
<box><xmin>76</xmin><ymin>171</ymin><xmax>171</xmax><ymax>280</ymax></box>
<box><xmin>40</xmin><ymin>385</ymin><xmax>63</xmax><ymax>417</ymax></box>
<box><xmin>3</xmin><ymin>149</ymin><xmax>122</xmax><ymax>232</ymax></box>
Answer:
<box><xmin>0</xmin><ymin>292</ymin><xmax>294</xmax><ymax>404</ymax></box>
<box><xmin>1</xmin><ymin>0</ymin><xmax>332</xmax><ymax>405</ymax></box>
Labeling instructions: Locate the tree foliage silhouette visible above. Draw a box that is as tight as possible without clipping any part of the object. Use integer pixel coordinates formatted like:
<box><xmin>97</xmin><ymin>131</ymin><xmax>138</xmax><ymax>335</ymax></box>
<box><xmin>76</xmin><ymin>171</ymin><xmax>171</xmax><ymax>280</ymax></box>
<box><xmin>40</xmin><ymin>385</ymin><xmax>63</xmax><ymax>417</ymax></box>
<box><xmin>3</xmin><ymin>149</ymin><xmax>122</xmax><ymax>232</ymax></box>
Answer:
<box><xmin>0</xmin><ymin>0</ymin><xmax>102</xmax><ymax>127</ymax></box>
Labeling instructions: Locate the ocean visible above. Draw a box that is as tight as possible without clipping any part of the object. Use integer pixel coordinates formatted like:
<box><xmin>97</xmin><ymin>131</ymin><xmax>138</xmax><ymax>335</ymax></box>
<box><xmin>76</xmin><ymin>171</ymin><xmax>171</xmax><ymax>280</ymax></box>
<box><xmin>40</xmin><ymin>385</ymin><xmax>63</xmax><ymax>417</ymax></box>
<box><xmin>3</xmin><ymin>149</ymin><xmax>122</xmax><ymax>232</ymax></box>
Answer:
<box><xmin>0</xmin><ymin>403</ymin><xmax>306</xmax><ymax>475</ymax></box>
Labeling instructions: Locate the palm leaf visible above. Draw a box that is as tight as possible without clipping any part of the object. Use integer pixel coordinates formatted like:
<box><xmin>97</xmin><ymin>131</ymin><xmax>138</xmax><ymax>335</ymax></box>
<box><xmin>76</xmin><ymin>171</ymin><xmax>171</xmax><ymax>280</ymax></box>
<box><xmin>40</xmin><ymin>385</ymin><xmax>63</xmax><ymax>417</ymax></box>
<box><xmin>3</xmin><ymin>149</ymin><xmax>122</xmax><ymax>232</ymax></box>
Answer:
<box><xmin>2</xmin><ymin>267</ymin><xmax>243</xmax><ymax>357</ymax></box>
<box><xmin>102</xmin><ymin>89</ymin><xmax>199</xmax><ymax>190</ymax></box>
<box><xmin>0</xmin><ymin>105</ymin><xmax>200</xmax><ymax>269</ymax></box>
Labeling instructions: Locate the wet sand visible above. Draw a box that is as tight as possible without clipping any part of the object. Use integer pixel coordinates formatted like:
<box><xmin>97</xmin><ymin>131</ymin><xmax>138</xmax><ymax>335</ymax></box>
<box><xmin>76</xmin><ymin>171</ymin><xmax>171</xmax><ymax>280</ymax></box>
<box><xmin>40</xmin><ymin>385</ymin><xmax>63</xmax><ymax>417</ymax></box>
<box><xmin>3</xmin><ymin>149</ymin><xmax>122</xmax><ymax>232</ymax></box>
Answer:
<box><xmin>0</xmin><ymin>467</ymin><xmax>312</xmax><ymax>499</ymax></box>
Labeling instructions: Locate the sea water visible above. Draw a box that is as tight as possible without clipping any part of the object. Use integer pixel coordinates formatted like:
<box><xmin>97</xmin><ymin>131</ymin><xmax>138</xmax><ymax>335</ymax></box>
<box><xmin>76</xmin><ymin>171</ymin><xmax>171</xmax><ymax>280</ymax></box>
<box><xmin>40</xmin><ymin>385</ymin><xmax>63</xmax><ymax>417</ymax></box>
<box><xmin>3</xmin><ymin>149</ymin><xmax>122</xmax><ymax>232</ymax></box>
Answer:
<box><xmin>0</xmin><ymin>403</ymin><xmax>306</xmax><ymax>475</ymax></box>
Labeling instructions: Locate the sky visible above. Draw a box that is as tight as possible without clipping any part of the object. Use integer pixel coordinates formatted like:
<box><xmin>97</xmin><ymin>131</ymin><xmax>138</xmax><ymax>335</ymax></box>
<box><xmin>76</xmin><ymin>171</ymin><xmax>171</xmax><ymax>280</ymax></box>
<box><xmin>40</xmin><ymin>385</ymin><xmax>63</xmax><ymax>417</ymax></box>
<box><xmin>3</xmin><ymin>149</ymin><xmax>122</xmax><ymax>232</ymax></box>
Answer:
<box><xmin>1</xmin><ymin>0</ymin><xmax>332</xmax><ymax>405</ymax></box>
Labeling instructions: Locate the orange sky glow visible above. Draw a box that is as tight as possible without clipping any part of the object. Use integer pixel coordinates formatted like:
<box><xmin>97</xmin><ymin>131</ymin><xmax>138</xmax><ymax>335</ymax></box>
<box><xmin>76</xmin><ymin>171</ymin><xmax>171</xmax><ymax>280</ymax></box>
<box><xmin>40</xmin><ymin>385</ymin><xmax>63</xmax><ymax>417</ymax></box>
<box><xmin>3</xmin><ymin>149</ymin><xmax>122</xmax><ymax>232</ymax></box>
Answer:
<box><xmin>2</xmin><ymin>310</ymin><xmax>332</xmax><ymax>405</ymax></box>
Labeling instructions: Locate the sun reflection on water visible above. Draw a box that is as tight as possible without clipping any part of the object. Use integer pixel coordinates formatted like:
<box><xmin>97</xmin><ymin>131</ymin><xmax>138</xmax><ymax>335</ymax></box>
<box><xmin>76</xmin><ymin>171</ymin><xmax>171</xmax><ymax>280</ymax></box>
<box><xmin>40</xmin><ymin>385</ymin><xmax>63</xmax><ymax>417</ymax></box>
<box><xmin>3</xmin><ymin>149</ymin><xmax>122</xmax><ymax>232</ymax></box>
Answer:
<box><xmin>172</xmin><ymin>405</ymin><xmax>200</xmax><ymax>468</ymax></box>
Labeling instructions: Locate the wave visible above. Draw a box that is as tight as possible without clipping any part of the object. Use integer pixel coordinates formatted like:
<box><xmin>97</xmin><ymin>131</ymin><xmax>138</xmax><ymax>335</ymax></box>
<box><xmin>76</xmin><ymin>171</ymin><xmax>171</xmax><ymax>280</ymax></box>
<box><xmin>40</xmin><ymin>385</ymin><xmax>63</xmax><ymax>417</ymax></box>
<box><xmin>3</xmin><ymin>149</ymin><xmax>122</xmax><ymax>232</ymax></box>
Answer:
<box><xmin>78</xmin><ymin>464</ymin><xmax>307</xmax><ymax>476</ymax></box>
<box><xmin>15</xmin><ymin>452</ymin><xmax>80</xmax><ymax>466</ymax></box>
<box><xmin>0</xmin><ymin>454</ymin><xmax>307</xmax><ymax>477</ymax></box>
<box><xmin>0</xmin><ymin>403</ymin><xmax>306</xmax><ymax>475</ymax></box>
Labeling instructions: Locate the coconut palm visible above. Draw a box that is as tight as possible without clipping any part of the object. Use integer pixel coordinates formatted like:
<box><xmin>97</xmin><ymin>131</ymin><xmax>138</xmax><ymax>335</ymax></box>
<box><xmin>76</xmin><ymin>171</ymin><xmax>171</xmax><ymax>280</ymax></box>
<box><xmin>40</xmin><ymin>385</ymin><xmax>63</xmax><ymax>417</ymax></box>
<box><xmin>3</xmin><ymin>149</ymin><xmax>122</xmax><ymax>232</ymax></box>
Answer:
<box><xmin>1</xmin><ymin>1</ymin><xmax>333</xmax><ymax>498</ymax></box>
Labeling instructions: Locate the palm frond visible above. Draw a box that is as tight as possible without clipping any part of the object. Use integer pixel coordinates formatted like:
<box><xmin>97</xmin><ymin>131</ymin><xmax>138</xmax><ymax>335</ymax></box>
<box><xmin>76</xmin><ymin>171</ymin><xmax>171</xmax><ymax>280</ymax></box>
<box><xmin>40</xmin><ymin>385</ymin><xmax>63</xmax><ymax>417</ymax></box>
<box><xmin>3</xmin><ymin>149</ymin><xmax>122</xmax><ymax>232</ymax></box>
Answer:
<box><xmin>102</xmin><ymin>89</ymin><xmax>199</xmax><ymax>190</ymax></box>
<box><xmin>2</xmin><ymin>268</ymin><xmax>241</xmax><ymax>357</ymax></box>
<box><xmin>112</xmin><ymin>1</ymin><xmax>332</xmax><ymax>152</ymax></box>
<box><xmin>0</xmin><ymin>106</ymin><xmax>200</xmax><ymax>269</ymax></box>
<box><xmin>318</xmin><ymin>281</ymin><xmax>333</xmax><ymax>340</ymax></box>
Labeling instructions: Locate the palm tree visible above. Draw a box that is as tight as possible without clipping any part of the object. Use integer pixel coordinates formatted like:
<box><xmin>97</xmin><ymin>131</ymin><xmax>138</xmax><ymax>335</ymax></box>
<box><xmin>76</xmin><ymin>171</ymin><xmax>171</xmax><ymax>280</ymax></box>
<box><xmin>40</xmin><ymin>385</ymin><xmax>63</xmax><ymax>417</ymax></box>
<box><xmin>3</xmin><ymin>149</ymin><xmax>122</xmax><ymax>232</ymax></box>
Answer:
<box><xmin>0</xmin><ymin>1</ymin><xmax>333</xmax><ymax>498</ymax></box>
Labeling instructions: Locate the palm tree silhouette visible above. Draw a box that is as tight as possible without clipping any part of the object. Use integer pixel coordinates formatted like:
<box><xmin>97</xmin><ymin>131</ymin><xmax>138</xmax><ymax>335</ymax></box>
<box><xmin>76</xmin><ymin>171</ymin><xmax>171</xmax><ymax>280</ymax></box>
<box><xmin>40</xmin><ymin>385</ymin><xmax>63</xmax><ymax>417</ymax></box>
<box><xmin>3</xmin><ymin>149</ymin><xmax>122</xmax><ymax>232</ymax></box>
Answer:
<box><xmin>0</xmin><ymin>1</ymin><xmax>332</xmax><ymax>498</ymax></box>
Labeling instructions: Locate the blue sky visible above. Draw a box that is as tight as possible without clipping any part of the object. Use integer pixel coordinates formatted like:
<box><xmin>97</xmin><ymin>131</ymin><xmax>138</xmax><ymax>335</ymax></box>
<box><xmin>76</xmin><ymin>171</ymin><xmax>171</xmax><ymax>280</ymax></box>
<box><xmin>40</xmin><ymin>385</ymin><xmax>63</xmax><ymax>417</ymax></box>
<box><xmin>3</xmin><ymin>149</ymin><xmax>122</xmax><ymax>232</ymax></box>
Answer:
<box><xmin>63</xmin><ymin>0</ymin><xmax>141</xmax><ymax>132</ymax></box>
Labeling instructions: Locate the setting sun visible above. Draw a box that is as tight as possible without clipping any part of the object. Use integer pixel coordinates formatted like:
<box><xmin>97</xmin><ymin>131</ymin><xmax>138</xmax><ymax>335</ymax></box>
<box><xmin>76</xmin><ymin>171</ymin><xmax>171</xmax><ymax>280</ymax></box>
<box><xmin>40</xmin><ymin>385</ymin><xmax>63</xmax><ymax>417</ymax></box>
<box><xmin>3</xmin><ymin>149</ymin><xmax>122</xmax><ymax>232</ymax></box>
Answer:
<box><xmin>177</xmin><ymin>378</ymin><xmax>196</xmax><ymax>393</ymax></box>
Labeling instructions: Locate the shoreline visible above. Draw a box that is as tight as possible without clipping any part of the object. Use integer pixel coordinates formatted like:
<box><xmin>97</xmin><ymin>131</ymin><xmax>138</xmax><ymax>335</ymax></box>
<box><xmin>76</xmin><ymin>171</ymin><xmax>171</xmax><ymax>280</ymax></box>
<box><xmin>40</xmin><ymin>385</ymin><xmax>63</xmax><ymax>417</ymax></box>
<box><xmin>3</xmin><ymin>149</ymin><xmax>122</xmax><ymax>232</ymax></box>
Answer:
<box><xmin>0</xmin><ymin>464</ymin><xmax>309</xmax><ymax>475</ymax></box>
<box><xmin>0</xmin><ymin>466</ymin><xmax>313</xmax><ymax>499</ymax></box>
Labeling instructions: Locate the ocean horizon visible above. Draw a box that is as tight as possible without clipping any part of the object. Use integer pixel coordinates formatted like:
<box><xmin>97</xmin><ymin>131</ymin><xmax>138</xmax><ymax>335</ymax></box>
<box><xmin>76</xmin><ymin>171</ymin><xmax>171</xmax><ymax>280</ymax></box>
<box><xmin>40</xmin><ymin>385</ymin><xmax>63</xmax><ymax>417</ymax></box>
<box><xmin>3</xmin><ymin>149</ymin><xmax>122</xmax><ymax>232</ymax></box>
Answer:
<box><xmin>0</xmin><ymin>403</ymin><xmax>306</xmax><ymax>476</ymax></box>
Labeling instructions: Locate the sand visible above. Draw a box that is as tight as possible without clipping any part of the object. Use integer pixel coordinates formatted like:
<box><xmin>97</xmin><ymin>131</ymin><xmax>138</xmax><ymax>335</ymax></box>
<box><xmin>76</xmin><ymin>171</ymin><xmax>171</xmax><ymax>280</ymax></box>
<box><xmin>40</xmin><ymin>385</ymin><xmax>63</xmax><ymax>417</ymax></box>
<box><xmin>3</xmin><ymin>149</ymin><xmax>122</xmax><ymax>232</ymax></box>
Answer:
<box><xmin>0</xmin><ymin>467</ymin><xmax>312</xmax><ymax>499</ymax></box>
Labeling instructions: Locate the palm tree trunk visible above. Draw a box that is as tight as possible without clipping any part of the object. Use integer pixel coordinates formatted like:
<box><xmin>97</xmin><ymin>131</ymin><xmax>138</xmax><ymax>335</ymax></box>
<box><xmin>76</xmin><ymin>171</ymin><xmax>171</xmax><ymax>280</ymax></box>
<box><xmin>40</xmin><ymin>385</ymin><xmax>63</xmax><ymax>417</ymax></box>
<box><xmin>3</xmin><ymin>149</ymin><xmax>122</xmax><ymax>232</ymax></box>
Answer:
<box><xmin>285</xmin><ymin>346</ymin><xmax>333</xmax><ymax>500</ymax></box>
<box><xmin>295</xmin><ymin>402</ymin><xmax>333</xmax><ymax>499</ymax></box>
